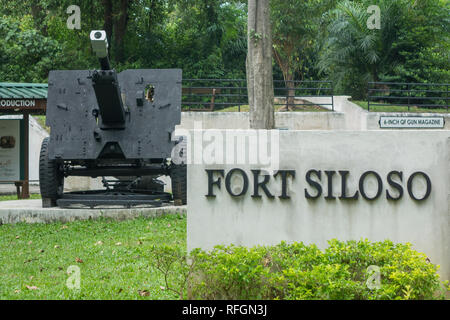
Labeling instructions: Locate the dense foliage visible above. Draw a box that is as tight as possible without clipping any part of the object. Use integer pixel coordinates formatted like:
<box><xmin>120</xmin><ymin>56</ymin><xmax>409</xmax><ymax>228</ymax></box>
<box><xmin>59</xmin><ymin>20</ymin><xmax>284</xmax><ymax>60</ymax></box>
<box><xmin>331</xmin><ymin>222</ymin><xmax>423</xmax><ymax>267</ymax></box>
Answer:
<box><xmin>0</xmin><ymin>0</ymin><xmax>448</xmax><ymax>98</ymax></box>
<box><xmin>0</xmin><ymin>15</ymin><xmax>64</xmax><ymax>82</ymax></box>
<box><xmin>318</xmin><ymin>0</ymin><xmax>450</xmax><ymax>98</ymax></box>
<box><xmin>152</xmin><ymin>239</ymin><xmax>449</xmax><ymax>300</ymax></box>
<box><xmin>0</xmin><ymin>0</ymin><xmax>248</xmax><ymax>80</ymax></box>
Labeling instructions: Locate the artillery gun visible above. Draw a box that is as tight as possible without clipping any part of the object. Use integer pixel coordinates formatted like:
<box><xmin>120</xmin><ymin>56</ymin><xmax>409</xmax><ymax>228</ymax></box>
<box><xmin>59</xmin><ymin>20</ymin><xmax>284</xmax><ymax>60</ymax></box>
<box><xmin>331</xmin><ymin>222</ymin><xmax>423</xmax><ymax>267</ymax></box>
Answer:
<box><xmin>39</xmin><ymin>30</ymin><xmax>186</xmax><ymax>208</ymax></box>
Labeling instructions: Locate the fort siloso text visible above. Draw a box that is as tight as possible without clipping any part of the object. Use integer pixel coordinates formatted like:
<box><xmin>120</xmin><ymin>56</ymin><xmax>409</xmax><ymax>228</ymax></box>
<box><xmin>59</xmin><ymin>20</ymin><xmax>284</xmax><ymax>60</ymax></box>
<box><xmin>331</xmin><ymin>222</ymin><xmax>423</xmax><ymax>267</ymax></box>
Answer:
<box><xmin>205</xmin><ymin>169</ymin><xmax>432</xmax><ymax>201</ymax></box>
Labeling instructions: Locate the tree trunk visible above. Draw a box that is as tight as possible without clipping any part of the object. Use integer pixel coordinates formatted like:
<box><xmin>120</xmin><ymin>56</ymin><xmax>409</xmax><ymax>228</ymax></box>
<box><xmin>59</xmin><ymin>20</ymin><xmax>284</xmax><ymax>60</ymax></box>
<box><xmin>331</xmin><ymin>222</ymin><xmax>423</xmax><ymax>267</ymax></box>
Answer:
<box><xmin>113</xmin><ymin>0</ymin><xmax>130</xmax><ymax>63</ymax></box>
<box><xmin>286</xmin><ymin>72</ymin><xmax>296</xmax><ymax>111</ymax></box>
<box><xmin>31</xmin><ymin>0</ymin><xmax>47</xmax><ymax>35</ymax></box>
<box><xmin>273</xmin><ymin>44</ymin><xmax>296</xmax><ymax>111</ymax></box>
<box><xmin>102</xmin><ymin>0</ymin><xmax>113</xmax><ymax>49</ymax></box>
<box><xmin>247</xmin><ymin>0</ymin><xmax>274</xmax><ymax>129</ymax></box>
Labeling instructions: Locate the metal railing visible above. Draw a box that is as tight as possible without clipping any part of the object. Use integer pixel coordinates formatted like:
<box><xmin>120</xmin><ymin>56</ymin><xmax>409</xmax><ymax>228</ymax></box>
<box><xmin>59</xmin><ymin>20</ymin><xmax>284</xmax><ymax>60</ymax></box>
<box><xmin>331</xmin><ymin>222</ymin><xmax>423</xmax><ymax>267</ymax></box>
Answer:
<box><xmin>181</xmin><ymin>79</ymin><xmax>334</xmax><ymax>111</ymax></box>
<box><xmin>367</xmin><ymin>82</ymin><xmax>449</xmax><ymax>112</ymax></box>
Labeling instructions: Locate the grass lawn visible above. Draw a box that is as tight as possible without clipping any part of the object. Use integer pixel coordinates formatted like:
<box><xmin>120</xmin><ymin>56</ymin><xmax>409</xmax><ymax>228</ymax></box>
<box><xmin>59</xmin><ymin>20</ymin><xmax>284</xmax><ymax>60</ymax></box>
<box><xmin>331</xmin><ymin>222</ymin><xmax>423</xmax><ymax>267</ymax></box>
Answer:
<box><xmin>0</xmin><ymin>194</ymin><xmax>42</xmax><ymax>201</ymax></box>
<box><xmin>352</xmin><ymin>100</ymin><xmax>449</xmax><ymax>113</ymax></box>
<box><xmin>0</xmin><ymin>215</ymin><xmax>185</xmax><ymax>300</ymax></box>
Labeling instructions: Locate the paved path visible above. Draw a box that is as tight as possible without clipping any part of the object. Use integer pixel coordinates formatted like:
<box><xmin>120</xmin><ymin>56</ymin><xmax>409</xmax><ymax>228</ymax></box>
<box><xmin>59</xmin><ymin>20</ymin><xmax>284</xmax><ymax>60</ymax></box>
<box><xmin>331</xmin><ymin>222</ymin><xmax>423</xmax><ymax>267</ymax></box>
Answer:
<box><xmin>0</xmin><ymin>199</ymin><xmax>186</xmax><ymax>224</ymax></box>
<box><xmin>0</xmin><ymin>184</ymin><xmax>40</xmax><ymax>195</ymax></box>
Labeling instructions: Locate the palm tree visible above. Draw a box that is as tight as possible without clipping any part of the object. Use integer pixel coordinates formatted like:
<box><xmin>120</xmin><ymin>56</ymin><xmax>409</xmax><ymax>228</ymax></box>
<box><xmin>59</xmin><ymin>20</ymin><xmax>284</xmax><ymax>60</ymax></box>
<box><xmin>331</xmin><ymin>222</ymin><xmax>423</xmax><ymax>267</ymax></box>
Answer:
<box><xmin>318</xmin><ymin>0</ymin><xmax>406</xmax><ymax>99</ymax></box>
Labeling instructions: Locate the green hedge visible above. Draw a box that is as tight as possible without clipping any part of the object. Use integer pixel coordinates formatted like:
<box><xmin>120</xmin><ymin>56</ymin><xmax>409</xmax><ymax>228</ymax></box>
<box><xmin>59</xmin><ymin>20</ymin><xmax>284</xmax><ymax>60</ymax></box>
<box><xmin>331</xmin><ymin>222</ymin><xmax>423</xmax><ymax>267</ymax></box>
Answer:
<box><xmin>151</xmin><ymin>239</ymin><xmax>449</xmax><ymax>300</ymax></box>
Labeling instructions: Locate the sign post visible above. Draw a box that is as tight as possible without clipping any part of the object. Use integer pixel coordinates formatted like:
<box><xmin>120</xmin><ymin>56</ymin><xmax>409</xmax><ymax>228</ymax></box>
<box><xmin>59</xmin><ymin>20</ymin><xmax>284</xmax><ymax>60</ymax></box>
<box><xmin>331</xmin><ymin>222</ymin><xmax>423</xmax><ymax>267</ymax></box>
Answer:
<box><xmin>23</xmin><ymin>113</ymin><xmax>29</xmax><ymax>198</ymax></box>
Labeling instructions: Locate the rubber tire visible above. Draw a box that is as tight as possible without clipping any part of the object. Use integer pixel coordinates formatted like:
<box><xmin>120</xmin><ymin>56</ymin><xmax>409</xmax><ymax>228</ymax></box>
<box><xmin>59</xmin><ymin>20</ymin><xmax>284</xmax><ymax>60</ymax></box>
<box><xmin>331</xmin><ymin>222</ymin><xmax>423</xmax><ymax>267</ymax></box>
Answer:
<box><xmin>39</xmin><ymin>137</ymin><xmax>63</xmax><ymax>206</ymax></box>
<box><xmin>170</xmin><ymin>164</ymin><xmax>187</xmax><ymax>205</ymax></box>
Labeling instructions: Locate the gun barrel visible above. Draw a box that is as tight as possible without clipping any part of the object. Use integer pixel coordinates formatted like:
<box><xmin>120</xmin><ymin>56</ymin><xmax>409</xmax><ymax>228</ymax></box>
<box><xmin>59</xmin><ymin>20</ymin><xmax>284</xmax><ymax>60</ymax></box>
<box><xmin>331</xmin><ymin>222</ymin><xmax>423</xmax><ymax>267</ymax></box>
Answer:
<box><xmin>92</xmin><ymin>70</ymin><xmax>126</xmax><ymax>128</ymax></box>
<box><xmin>90</xmin><ymin>30</ymin><xmax>125</xmax><ymax>129</ymax></box>
<box><xmin>99</xmin><ymin>57</ymin><xmax>111</xmax><ymax>71</ymax></box>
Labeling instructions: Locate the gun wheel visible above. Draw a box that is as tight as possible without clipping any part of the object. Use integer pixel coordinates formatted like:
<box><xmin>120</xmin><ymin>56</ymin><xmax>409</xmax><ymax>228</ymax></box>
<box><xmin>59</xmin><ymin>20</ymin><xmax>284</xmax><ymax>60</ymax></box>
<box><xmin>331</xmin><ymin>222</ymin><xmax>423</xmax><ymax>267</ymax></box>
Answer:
<box><xmin>39</xmin><ymin>137</ymin><xmax>64</xmax><ymax>207</ymax></box>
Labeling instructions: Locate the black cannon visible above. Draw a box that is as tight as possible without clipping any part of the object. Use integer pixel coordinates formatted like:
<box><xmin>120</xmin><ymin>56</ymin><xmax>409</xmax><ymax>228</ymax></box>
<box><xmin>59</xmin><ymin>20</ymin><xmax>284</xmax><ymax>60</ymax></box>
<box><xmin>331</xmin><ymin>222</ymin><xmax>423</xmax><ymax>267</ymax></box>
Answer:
<box><xmin>39</xmin><ymin>30</ymin><xmax>186</xmax><ymax>208</ymax></box>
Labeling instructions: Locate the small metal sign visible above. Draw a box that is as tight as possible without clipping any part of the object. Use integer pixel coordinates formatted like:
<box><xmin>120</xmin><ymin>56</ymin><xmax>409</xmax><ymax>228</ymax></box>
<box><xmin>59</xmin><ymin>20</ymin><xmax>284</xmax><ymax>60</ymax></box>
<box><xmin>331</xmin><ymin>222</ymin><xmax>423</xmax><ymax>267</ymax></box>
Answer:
<box><xmin>379</xmin><ymin>116</ymin><xmax>445</xmax><ymax>129</ymax></box>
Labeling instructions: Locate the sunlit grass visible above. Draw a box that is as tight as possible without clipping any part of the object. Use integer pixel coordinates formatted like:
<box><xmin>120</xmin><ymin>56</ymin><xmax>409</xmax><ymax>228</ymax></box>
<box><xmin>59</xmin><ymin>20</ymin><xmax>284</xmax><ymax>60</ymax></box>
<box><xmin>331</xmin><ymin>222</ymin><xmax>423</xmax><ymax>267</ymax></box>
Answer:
<box><xmin>0</xmin><ymin>215</ymin><xmax>186</xmax><ymax>300</ymax></box>
<box><xmin>352</xmin><ymin>100</ymin><xmax>449</xmax><ymax>113</ymax></box>
<box><xmin>0</xmin><ymin>194</ymin><xmax>41</xmax><ymax>201</ymax></box>
<box><xmin>212</xmin><ymin>104</ymin><xmax>331</xmax><ymax>112</ymax></box>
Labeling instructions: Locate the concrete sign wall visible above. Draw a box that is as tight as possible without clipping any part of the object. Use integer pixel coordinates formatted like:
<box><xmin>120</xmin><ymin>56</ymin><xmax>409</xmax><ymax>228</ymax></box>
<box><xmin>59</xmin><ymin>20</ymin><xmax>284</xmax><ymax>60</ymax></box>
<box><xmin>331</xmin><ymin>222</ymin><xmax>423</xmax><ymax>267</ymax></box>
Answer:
<box><xmin>187</xmin><ymin>130</ymin><xmax>450</xmax><ymax>280</ymax></box>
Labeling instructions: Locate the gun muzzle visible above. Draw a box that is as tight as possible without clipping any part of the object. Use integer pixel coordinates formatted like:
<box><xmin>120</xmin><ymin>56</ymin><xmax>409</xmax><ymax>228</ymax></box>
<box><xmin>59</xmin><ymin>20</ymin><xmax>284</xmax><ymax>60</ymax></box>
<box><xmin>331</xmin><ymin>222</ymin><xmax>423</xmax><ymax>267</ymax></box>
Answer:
<box><xmin>90</xmin><ymin>30</ymin><xmax>111</xmax><ymax>70</ymax></box>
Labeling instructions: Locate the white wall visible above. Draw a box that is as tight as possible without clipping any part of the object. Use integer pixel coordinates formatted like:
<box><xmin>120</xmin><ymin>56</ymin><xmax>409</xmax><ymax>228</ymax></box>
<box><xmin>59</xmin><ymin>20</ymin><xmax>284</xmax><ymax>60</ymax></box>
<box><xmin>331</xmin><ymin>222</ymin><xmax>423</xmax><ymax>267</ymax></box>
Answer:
<box><xmin>177</xmin><ymin>97</ymin><xmax>450</xmax><ymax>131</ymax></box>
<box><xmin>333</xmin><ymin>96</ymin><xmax>450</xmax><ymax>131</ymax></box>
<box><xmin>177</xmin><ymin>109</ymin><xmax>346</xmax><ymax>131</ymax></box>
<box><xmin>29</xmin><ymin>116</ymin><xmax>48</xmax><ymax>181</ymax></box>
<box><xmin>187</xmin><ymin>130</ymin><xmax>450</xmax><ymax>281</ymax></box>
<box><xmin>332</xmin><ymin>96</ymin><xmax>368</xmax><ymax>130</ymax></box>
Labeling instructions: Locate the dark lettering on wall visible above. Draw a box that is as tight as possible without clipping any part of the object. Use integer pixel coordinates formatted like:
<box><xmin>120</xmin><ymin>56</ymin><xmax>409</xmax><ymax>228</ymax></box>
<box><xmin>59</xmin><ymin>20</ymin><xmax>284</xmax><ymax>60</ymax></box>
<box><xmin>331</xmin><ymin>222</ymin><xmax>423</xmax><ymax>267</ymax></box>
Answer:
<box><xmin>407</xmin><ymin>172</ymin><xmax>432</xmax><ymax>201</ymax></box>
<box><xmin>205</xmin><ymin>169</ymin><xmax>224</xmax><ymax>197</ymax></box>
<box><xmin>386</xmin><ymin>171</ymin><xmax>403</xmax><ymax>200</ymax></box>
<box><xmin>251</xmin><ymin>170</ymin><xmax>275</xmax><ymax>198</ymax></box>
<box><xmin>359</xmin><ymin>171</ymin><xmax>383</xmax><ymax>201</ymax></box>
<box><xmin>274</xmin><ymin>170</ymin><xmax>296</xmax><ymax>199</ymax></box>
<box><xmin>225</xmin><ymin>168</ymin><xmax>249</xmax><ymax>197</ymax></box>
<box><xmin>205</xmin><ymin>169</ymin><xmax>432</xmax><ymax>202</ymax></box>
<box><xmin>305</xmin><ymin>170</ymin><xmax>322</xmax><ymax>199</ymax></box>
<box><xmin>324</xmin><ymin>171</ymin><xmax>336</xmax><ymax>200</ymax></box>
<box><xmin>339</xmin><ymin>170</ymin><xmax>359</xmax><ymax>200</ymax></box>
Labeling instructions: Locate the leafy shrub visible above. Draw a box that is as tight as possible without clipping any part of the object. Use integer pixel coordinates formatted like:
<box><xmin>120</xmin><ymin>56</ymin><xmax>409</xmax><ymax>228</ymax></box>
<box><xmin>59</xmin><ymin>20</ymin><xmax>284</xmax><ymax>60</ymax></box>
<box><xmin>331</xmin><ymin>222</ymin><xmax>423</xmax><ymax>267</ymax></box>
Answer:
<box><xmin>0</xmin><ymin>15</ymin><xmax>64</xmax><ymax>83</ymax></box>
<box><xmin>151</xmin><ymin>239</ymin><xmax>449</xmax><ymax>300</ymax></box>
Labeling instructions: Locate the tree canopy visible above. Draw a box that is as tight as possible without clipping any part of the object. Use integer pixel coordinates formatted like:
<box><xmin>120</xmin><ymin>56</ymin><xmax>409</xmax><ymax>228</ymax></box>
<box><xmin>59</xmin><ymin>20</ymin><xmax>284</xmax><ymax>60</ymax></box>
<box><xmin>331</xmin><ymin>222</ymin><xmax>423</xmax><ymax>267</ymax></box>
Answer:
<box><xmin>318</xmin><ymin>0</ymin><xmax>449</xmax><ymax>98</ymax></box>
<box><xmin>0</xmin><ymin>0</ymin><xmax>448</xmax><ymax>99</ymax></box>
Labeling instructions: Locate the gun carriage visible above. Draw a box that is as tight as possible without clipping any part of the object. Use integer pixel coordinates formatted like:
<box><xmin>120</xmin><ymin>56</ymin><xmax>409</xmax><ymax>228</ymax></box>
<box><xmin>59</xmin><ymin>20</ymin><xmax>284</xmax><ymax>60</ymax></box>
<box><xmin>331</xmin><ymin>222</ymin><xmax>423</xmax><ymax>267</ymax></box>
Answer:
<box><xmin>39</xmin><ymin>30</ymin><xmax>186</xmax><ymax>208</ymax></box>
